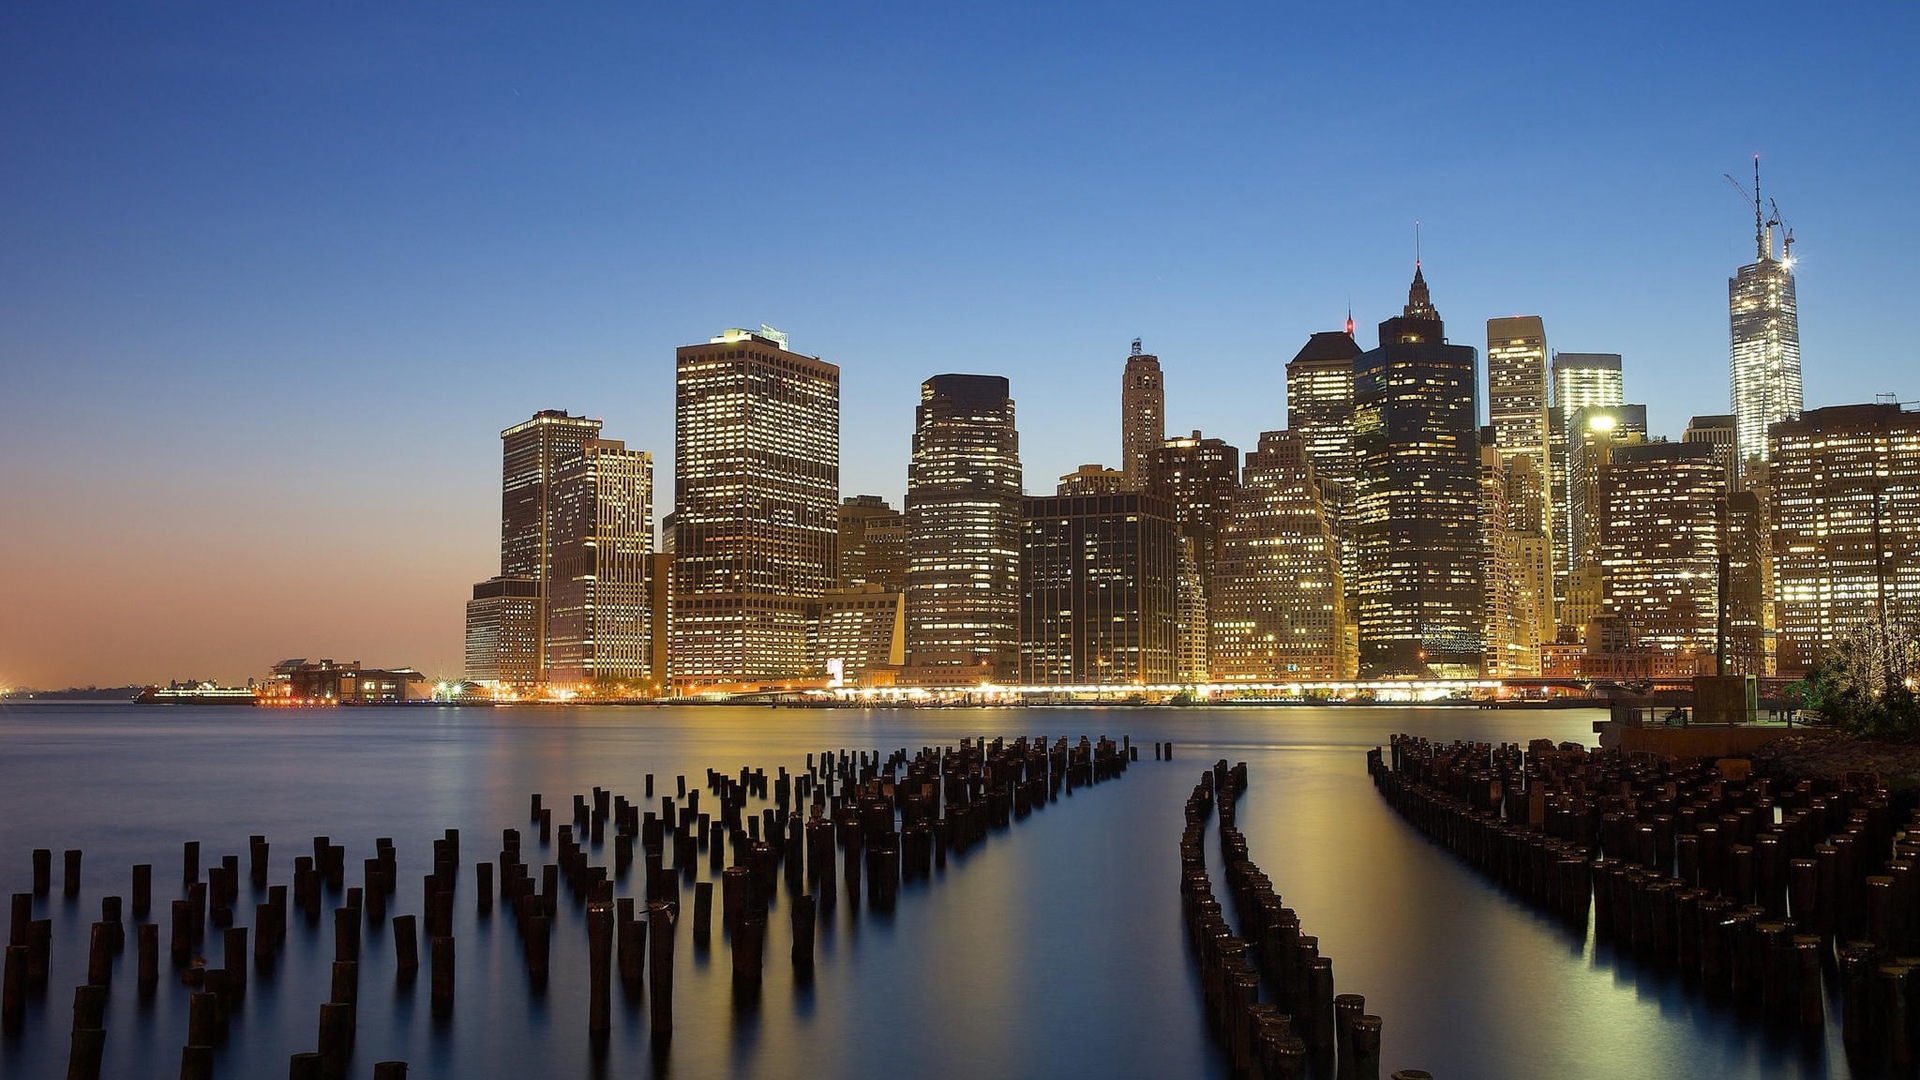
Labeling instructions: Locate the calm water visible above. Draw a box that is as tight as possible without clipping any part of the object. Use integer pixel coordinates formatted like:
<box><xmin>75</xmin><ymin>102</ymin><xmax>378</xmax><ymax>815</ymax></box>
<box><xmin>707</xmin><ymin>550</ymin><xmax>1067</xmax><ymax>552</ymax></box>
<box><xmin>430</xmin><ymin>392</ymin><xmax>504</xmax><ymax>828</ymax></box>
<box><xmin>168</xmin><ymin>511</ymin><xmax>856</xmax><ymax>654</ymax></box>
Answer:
<box><xmin>0</xmin><ymin>703</ymin><xmax>1848</xmax><ymax>1079</ymax></box>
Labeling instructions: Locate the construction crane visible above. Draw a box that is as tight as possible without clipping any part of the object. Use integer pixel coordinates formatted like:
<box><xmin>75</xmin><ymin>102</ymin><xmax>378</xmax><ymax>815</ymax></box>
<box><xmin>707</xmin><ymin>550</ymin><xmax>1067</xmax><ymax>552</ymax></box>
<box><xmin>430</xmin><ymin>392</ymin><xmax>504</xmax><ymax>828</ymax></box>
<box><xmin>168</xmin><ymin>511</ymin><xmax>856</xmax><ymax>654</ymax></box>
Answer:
<box><xmin>1769</xmin><ymin>197</ymin><xmax>1795</xmax><ymax>261</ymax></box>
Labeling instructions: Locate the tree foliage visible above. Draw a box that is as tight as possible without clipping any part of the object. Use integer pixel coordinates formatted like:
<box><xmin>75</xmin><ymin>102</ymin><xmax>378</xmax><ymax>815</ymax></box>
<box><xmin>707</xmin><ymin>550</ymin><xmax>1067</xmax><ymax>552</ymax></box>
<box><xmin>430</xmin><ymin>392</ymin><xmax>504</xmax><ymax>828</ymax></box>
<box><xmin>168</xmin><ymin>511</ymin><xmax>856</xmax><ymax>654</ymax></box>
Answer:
<box><xmin>1796</xmin><ymin>619</ymin><xmax>1920</xmax><ymax>739</ymax></box>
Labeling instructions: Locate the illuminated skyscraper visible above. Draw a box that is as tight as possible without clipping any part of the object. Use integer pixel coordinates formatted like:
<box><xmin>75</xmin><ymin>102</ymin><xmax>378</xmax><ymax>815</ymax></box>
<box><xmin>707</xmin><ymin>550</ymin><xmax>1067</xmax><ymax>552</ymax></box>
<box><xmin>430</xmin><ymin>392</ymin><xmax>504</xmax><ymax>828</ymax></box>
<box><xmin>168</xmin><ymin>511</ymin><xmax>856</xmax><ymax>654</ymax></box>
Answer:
<box><xmin>1352</xmin><ymin>265</ymin><xmax>1483</xmax><ymax>676</ymax></box>
<box><xmin>546</xmin><ymin>439</ymin><xmax>654</xmax><ymax>685</ymax></box>
<box><xmin>1597</xmin><ymin>441</ymin><xmax>1726</xmax><ymax>675</ymax></box>
<box><xmin>495</xmin><ymin>410</ymin><xmax>604</xmax><ymax>671</ymax></box>
<box><xmin>1547</xmin><ymin>353</ymin><xmax>1623</xmax><ymax>613</ymax></box>
<box><xmin>1209</xmin><ymin>430</ymin><xmax>1349</xmax><ymax>681</ymax></box>
<box><xmin>1683</xmin><ymin>414</ymin><xmax>1740</xmax><ymax>488</ymax></box>
<box><xmin>672</xmin><ymin>327</ymin><xmax>840</xmax><ymax>690</ymax></box>
<box><xmin>1149</xmin><ymin>431</ymin><xmax>1239</xmax><ymax>682</ymax></box>
<box><xmin>1486</xmin><ymin>316</ymin><xmax>1550</xmax><ymax>462</ymax></box>
<box><xmin>465</xmin><ymin>577</ymin><xmax>541</xmax><ymax>687</ymax></box>
<box><xmin>905</xmin><ymin>374</ymin><xmax>1022</xmax><ymax>684</ymax></box>
<box><xmin>1019</xmin><ymin>492</ymin><xmax>1179</xmax><ymax>685</ymax></box>
<box><xmin>1565</xmin><ymin>404</ymin><xmax>1648</xmax><ymax>578</ymax></box>
<box><xmin>1285</xmin><ymin>327</ymin><xmax>1360</xmax><ymax>488</ymax></box>
<box><xmin>836</xmin><ymin>495</ymin><xmax>908</xmax><ymax>591</ymax></box>
<box><xmin>1730</xmin><ymin>159</ymin><xmax>1801</xmax><ymax>479</ymax></box>
<box><xmin>1120</xmin><ymin>340</ymin><xmax>1164</xmax><ymax>486</ymax></box>
<box><xmin>1771</xmin><ymin>404</ymin><xmax>1920</xmax><ymax>675</ymax></box>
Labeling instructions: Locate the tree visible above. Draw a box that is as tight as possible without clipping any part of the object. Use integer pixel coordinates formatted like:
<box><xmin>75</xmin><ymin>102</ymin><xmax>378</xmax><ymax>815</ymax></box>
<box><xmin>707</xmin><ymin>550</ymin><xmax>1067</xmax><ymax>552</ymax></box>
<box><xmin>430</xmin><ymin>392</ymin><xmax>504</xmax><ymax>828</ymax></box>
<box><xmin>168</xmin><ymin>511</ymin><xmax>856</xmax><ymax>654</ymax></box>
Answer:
<box><xmin>1795</xmin><ymin>618</ymin><xmax>1920</xmax><ymax>738</ymax></box>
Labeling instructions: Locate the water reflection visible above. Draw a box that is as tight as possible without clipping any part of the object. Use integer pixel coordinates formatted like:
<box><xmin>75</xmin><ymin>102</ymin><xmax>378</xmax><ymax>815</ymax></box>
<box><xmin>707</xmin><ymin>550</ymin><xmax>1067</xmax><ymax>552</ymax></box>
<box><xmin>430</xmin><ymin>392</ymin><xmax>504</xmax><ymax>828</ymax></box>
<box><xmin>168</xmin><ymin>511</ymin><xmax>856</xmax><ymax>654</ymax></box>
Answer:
<box><xmin>0</xmin><ymin>704</ymin><xmax>1860</xmax><ymax>1079</ymax></box>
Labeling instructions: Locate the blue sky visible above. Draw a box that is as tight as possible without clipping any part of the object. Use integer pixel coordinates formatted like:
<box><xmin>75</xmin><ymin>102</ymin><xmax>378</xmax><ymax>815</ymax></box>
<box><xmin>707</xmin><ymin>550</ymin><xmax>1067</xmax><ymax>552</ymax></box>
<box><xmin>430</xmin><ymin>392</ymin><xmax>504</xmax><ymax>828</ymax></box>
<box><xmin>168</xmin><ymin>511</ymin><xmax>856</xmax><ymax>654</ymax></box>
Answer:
<box><xmin>2</xmin><ymin>1</ymin><xmax>1914</xmax><ymax>685</ymax></box>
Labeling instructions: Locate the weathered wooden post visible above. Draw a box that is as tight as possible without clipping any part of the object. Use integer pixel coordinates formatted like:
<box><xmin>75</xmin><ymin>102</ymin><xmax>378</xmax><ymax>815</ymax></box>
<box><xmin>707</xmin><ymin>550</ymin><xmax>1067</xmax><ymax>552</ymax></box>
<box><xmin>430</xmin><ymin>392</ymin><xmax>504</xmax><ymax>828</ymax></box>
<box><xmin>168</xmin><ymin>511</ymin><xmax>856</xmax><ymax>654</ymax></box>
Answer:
<box><xmin>648</xmin><ymin>902</ymin><xmax>674</xmax><ymax>1036</ymax></box>
<box><xmin>430</xmin><ymin>937</ymin><xmax>455</xmax><ymax>1016</ymax></box>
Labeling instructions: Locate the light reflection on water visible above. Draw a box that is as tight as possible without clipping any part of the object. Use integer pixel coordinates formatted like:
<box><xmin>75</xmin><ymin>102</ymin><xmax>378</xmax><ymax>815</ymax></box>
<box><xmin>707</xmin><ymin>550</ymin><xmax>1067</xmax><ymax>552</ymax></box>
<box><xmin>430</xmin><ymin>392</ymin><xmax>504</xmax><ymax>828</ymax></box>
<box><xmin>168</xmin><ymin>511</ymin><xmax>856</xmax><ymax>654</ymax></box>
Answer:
<box><xmin>0</xmin><ymin>703</ymin><xmax>1852</xmax><ymax>1079</ymax></box>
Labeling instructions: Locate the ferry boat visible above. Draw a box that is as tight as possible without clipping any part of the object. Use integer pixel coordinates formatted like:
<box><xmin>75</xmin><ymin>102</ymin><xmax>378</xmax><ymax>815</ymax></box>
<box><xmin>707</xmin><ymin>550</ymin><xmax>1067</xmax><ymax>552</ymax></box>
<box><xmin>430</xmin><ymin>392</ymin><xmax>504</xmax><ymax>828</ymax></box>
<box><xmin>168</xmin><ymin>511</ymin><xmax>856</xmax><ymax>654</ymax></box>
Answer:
<box><xmin>133</xmin><ymin>683</ymin><xmax>259</xmax><ymax>705</ymax></box>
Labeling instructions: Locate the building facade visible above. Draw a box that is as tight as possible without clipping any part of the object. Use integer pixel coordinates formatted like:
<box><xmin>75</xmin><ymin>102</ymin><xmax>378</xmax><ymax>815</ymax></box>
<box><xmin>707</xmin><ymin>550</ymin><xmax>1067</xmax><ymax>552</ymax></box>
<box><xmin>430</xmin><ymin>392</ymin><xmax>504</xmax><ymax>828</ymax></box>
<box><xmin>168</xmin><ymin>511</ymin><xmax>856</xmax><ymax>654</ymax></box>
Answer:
<box><xmin>1730</xmin><ymin>175</ymin><xmax>1802</xmax><ymax>479</ymax></box>
<box><xmin>1209</xmin><ymin>430</ymin><xmax>1349</xmax><ymax>681</ymax></box>
<box><xmin>672</xmin><ymin>327</ymin><xmax>840</xmax><ymax>690</ymax></box>
<box><xmin>1120</xmin><ymin>340</ymin><xmax>1164</xmax><ymax>487</ymax></box>
<box><xmin>464</xmin><ymin>576</ymin><xmax>541</xmax><ymax>687</ymax></box>
<box><xmin>904</xmin><ymin>374</ymin><xmax>1023</xmax><ymax>684</ymax></box>
<box><xmin>1596</xmin><ymin>441</ymin><xmax>1726</xmax><ymax>674</ymax></box>
<box><xmin>1547</xmin><ymin>353</ymin><xmax>1624</xmax><ymax>615</ymax></box>
<box><xmin>545</xmin><ymin>439</ymin><xmax>654</xmax><ymax>685</ymax></box>
<box><xmin>496</xmin><ymin>410</ymin><xmax>604</xmax><ymax>671</ymax></box>
<box><xmin>1148</xmin><ymin>431</ymin><xmax>1240</xmax><ymax>682</ymax></box>
<box><xmin>1486</xmin><ymin>316</ymin><xmax>1550</xmax><ymax>463</ymax></box>
<box><xmin>836</xmin><ymin>495</ymin><xmax>908</xmax><ymax>591</ymax></box>
<box><xmin>1351</xmin><ymin>265</ymin><xmax>1483</xmax><ymax>676</ymax></box>
<box><xmin>1285</xmin><ymin>328</ymin><xmax>1361</xmax><ymax>490</ymax></box>
<box><xmin>1771</xmin><ymin>404</ymin><xmax>1920</xmax><ymax>675</ymax></box>
<box><xmin>1019</xmin><ymin>492</ymin><xmax>1179</xmax><ymax>685</ymax></box>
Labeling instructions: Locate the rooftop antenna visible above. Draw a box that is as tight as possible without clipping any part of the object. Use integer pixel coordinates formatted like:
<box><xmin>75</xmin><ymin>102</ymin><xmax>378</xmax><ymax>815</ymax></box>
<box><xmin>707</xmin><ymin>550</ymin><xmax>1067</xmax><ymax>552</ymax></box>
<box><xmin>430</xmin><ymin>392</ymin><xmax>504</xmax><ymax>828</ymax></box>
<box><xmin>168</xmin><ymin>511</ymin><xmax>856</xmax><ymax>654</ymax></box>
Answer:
<box><xmin>1723</xmin><ymin>156</ymin><xmax>1782</xmax><ymax>263</ymax></box>
<box><xmin>1415</xmin><ymin>220</ymin><xmax>1422</xmax><ymax>267</ymax></box>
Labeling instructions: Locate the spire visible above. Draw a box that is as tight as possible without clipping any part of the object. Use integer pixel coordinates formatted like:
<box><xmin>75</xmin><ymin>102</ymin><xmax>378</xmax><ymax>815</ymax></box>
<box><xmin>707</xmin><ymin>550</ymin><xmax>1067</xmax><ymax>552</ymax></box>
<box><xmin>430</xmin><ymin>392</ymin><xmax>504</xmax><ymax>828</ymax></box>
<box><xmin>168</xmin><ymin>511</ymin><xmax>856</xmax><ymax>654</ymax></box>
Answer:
<box><xmin>1344</xmin><ymin>304</ymin><xmax>1355</xmax><ymax>338</ymax></box>
<box><xmin>1404</xmin><ymin>262</ymin><xmax>1436</xmax><ymax>321</ymax></box>
<box><xmin>1753</xmin><ymin>154</ymin><xmax>1766</xmax><ymax>262</ymax></box>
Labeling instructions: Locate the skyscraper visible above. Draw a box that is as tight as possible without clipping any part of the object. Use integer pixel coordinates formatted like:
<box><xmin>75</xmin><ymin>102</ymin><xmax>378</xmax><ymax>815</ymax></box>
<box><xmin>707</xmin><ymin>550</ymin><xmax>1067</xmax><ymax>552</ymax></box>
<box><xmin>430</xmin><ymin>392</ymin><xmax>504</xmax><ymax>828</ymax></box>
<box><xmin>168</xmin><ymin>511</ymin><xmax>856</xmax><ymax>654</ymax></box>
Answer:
<box><xmin>904</xmin><ymin>374</ymin><xmax>1022</xmax><ymax>684</ymax></box>
<box><xmin>1547</xmin><ymin>353</ymin><xmax>1624</xmax><ymax>615</ymax></box>
<box><xmin>1597</xmin><ymin>441</ymin><xmax>1726</xmax><ymax>676</ymax></box>
<box><xmin>1352</xmin><ymin>265</ymin><xmax>1483</xmax><ymax>676</ymax></box>
<box><xmin>835</xmin><ymin>495</ymin><xmax>908</xmax><ymax>591</ymax></box>
<box><xmin>1209</xmin><ymin>430</ymin><xmax>1349</xmax><ymax>681</ymax></box>
<box><xmin>1487</xmin><ymin>316</ymin><xmax>1550</xmax><ymax>462</ymax></box>
<box><xmin>465</xmin><ymin>577</ymin><xmax>541</xmax><ymax>687</ymax></box>
<box><xmin>1285</xmin><ymin>327</ymin><xmax>1360</xmax><ymax>489</ymax></box>
<box><xmin>1770</xmin><ymin>404</ymin><xmax>1920</xmax><ymax>675</ymax></box>
<box><xmin>545</xmin><ymin>439</ymin><xmax>654</xmax><ymax>685</ymax></box>
<box><xmin>1019</xmin><ymin>492</ymin><xmax>1179</xmax><ymax>685</ymax></box>
<box><xmin>495</xmin><ymin>410</ymin><xmax>604</xmax><ymax>671</ymax></box>
<box><xmin>1730</xmin><ymin>159</ymin><xmax>1802</xmax><ymax>479</ymax></box>
<box><xmin>1148</xmin><ymin>431</ymin><xmax>1239</xmax><ymax>682</ymax></box>
<box><xmin>672</xmin><ymin>327</ymin><xmax>840</xmax><ymax>691</ymax></box>
<box><xmin>1683</xmin><ymin>414</ymin><xmax>1740</xmax><ymax>488</ymax></box>
<box><xmin>1565</xmin><ymin>404</ymin><xmax>1649</xmax><ymax>579</ymax></box>
<box><xmin>1120</xmin><ymin>340</ymin><xmax>1164</xmax><ymax>486</ymax></box>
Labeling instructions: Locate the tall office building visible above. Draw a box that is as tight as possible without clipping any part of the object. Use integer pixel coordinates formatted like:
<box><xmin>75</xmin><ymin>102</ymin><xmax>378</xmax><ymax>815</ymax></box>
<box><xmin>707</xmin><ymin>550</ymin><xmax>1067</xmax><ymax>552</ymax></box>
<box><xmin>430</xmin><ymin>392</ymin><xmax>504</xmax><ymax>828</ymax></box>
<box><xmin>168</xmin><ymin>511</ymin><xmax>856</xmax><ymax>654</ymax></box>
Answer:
<box><xmin>1210</xmin><ymin>430</ymin><xmax>1349</xmax><ymax>681</ymax></box>
<box><xmin>1547</xmin><ymin>353</ymin><xmax>1623</xmax><ymax>612</ymax></box>
<box><xmin>1565</xmin><ymin>404</ymin><xmax>1649</xmax><ymax>578</ymax></box>
<box><xmin>546</xmin><ymin>440</ymin><xmax>654</xmax><ymax>685</ymax></box>
<box><xmin>1730</xmin><ymin>160</ymin><xmax>1802</xmax><ymax>479</ymax></box>
<box><xmin>815</xmin><ymin>586</ymin><xmax>907</xmax><ymax>686</ymax></box>
<box><xmin>1683</xmin><ymin>414</ymin><xmax>1740</xmax><ymax>488</ymax></box>
<box><xmin>1486</xmin><ymin>316</ymin><xmax>1550</xmax><ymax>462</ymax></box>
<box><xmin>1771</xmin><ymin>404</ymin><xmax>1920</xmax><ymax>675</ymax></box>
<box><xmin>493</xmin><ymin>410</ymin><xmax>604</xmax><ymax>673</ymax></box>
<box><xmin>1352</xmin><ymin>264</ymin><xmax>1483</xmax><ymax>676</ymax></box>
<box><xmin>1286</xmin><ymin>326</ymin><xmax>1361</xmax><ymax>488</ymax></box>
<box><xmin>1019</xmin><ymin>492</ymin><xmax>1179</xmax><ymax>685</ymax></box>
<box><xmin>1597</xmin><ymin>441</ymin><xmax>1726</xmax><ymax>675</ymax></box>
<box><xmin>1148</xmin><ymin>431</ymin><xmax>1239</xmax><ymax>682</ymax></box>
<box><xmin>1502</xmin><ymin>453</ymin><xmax>1554</xmax><ymax>677</ymax></box>
<box><xmin>905</xmin><ymin>374</ymin><xmax>1023</xmax><ymax>684</ymax></box>
<box><xmin>465</xmin><ymin>577</ymin><xmax>541</xmax><ymax>687</ymax></box>
<box><xmin>1120</xmin><ymin>341</ymin><xmax>1165</xmax><ymax>486</ymax></box>
<box><xmin>672</xmin><ymin>327</ymin><xmax>840</xmax><ymax>690</ymax></box>
<box><xmin>836</xmin><ymin>495</ymin><xmax>908</xmax><ymax>590</ymax></box>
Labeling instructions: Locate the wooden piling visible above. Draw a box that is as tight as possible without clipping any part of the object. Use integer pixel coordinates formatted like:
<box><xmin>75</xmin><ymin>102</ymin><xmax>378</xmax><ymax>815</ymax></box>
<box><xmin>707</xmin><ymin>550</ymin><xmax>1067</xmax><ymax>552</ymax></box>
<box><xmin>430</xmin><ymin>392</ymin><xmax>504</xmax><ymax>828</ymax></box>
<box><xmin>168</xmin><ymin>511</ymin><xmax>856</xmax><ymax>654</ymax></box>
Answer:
<box><xmin>648</xmin><ymin>902</ymin><xmax>674</xmax><ymax>1035</ymax></box>
<box><xmin>2</xmin><ymin>945</ymin><xmax>25</xmax><ymax>1033</ymax></box>
<box><xmin>588</xmin><ymin>903</ymin><xmax>612</xmax><ymax>1036</ymax></box>
<box><xmin>187</xmin><ymin>990</ymin><xmax>222</xmax><ymax>1045</ymax></box>
<box><xmin>318</xmin><ymin>1000</ymin><xmax>353</xmax><ymax>1079</ymax></box>
<box><xmin>430</xmin><ymin>936</ymin><xmax>455</xmax><ymax>1014</ymax></box>
<box><xmin>392</xmin><ymin>914</ymin><xmax>418</xmax><ymax>975</ymax></box>
<box><xmin>179</xmin><ymin>1045</ymin><xmax>214</xmax><ymax>1080</ymax></box>
<box><xmin>137</xmin><ymin>924</ymin><xmax>158</xmax><ymax>990</ymax></box>
<box><xmin>87</xmin><ymin>921</ymin><xmax>112</xmax><ymax>987</ymax></box>
<box><xmin>64</xmin><ymin>850</ymin><xmax>82</xmax><ymax>897</ymax></box>
<box><xmin>792</xmin><ymin>894</ymin><xmax>816</xmax><ymax>967</ymax></box>
<box><xmin>372</xmin><ymin>1064</ymin><xmax>408</xmax><ymax>1080</ymax></box>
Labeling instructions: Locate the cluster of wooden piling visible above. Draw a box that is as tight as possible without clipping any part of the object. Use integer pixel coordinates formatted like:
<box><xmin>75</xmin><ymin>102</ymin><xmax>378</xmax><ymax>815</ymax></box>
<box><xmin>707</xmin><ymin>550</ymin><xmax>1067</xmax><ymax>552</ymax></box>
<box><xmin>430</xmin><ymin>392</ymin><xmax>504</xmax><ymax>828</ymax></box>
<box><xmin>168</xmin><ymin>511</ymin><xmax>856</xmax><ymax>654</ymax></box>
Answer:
<box><xmin>7</xmin><ymin>836</ymin><xmax>414</xmax><ymax>1080</ymax></box>
<box><xmin>1180</xmin><ymin>759</ymin><xmax>1424</xmax><ymax>1080</ymax></box>
<box><xmin>5</xmin><ymin>731</ymin><xmax>1146</xmax><ymax>1076</ymax></box>
<box><xmin>1372</xmin><ymin>734</ymin><xmax>1920</xmax><ymax>1071</ymax></box>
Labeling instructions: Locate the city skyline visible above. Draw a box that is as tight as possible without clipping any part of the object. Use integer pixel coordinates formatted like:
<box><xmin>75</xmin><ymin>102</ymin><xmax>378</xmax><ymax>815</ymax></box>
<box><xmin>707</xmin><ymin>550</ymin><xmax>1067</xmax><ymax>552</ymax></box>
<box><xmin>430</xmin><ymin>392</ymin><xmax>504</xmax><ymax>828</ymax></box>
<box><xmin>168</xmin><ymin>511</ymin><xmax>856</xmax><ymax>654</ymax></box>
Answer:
<box><xmin>5</xmin><ymin>3</ymin><xmax>1918</xmax><ymax>687</ymax></box>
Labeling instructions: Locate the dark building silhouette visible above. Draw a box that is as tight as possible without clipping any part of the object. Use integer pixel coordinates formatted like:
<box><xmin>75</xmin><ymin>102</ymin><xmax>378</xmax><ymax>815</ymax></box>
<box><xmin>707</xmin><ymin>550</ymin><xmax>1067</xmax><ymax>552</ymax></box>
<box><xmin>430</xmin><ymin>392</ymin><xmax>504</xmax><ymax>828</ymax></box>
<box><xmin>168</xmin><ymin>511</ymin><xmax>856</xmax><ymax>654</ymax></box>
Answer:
<box><xmin>1352</xmin><ymin>264</ymin><xmax>1484</xmax><ymax>676</ymax></box>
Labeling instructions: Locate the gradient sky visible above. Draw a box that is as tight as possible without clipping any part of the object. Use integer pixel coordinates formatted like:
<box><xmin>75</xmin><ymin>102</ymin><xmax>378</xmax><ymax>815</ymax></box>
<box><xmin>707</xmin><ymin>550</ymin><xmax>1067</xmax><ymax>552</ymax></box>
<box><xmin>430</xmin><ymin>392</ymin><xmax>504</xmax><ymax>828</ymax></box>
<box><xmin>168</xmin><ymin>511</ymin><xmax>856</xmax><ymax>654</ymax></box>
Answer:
<box><xmin>2</xmin><ymin>2</ymin><xmax>1914</xmax><ymax>687</ymax></box>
